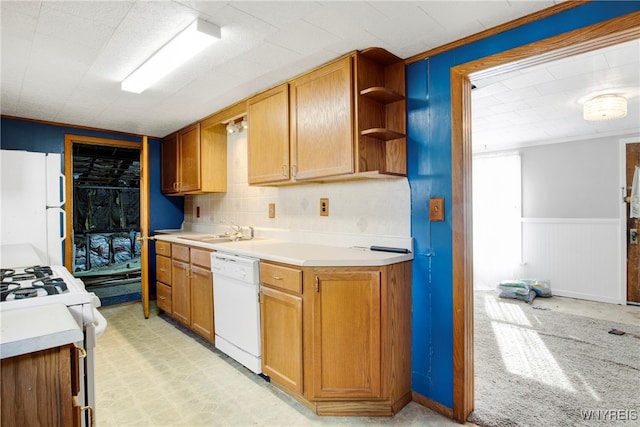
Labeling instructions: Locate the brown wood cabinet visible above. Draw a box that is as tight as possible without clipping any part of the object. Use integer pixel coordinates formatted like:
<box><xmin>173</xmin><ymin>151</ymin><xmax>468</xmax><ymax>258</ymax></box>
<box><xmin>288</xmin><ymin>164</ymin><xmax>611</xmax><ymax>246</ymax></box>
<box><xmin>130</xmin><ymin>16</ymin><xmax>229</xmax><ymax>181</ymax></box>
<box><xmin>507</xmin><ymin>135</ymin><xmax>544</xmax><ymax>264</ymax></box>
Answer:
<box><xmin>259</xmin><ymin>262</ymin><xmax>303</xmax><ymax>393</ymax></box>
<box><xmin>1</xmin><ymin>344</ymin><xmax>83</xmax><ymax>427</ymax></box>
<box><xmin>259</xmin><ymin>261</ymin><xmax>412</xmax><ymax>416</ymax></box>
<box><xmin>155</xmin><ymin>240</ymin><xmax>172</xmax><ymax>314</ymax></box>
<box><xmin>155</xmin><ymin>241</ymin><xmax>215</xmax><ymax>343</ymax></box>
<box><xmin>247</xmin><ymin>48</ymin><xmax>406</xmax><ymax>186</ymax></box>
<box><xmin>247</xmin><ymin>84</ymin><xmax>291</xmax><ymax>185</ymax></box>
<box><xmin>290</xmin><ymin>56</ymin><xmax>355</xmax><ymax>181</ymax></box>
<box><xmin>309</xmin><ymin>269</ymin><xmax>381</xmax><ymax>400</ymax></box>
<box><xmin>170</xmin><ymin>244</ymin><xmax>215</xmax><ymax>342</ymax></box>
<box><xmin>161</xmin><ymin>121</ymin><xmax>227</xmax><ymax>195</ymax></box>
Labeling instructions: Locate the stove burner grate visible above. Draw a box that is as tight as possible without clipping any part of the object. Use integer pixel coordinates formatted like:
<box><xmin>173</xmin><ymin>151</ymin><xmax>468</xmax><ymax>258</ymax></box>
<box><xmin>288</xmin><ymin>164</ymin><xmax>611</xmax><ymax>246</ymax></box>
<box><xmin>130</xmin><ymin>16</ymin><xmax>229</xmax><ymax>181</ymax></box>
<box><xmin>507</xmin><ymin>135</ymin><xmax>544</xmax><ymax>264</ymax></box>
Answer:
<box><xmin>0</xmin><ymin>269</ymin><xmax>15</xmax><ymax>280</ymax></box>
<box><xmin>32</xmin><ymin>277</ymin><xmax>69</xmax><ymax>295</ymax></box>
<box><xmin>24</xmin><ymin>266</ymin><xmax>53</xmax><ymax>278</ymax></box>
<box><xmin>11</xmin><ymin>288</ymin><xmax>39</xmax><ymax>300</ymax></box>
<box><xmin>0</xmin><ymin>283</ymin><xmax>21</xmax><ymax>301</ymax></box>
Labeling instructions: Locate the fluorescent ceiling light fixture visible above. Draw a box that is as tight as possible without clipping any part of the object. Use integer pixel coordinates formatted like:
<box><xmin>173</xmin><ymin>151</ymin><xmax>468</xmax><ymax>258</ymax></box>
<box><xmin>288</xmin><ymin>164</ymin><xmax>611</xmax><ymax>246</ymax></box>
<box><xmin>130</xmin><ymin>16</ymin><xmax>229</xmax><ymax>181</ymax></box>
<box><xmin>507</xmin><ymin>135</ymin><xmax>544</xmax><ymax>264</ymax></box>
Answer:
<box><xmin>121</xmin><ymin>18</ymin><xmax>221</xmax><ymax>94</ymax></box>
<box><xmin>583</xmin><ymin>94</ymin><xmax>627</xmax><ymax>121</ymax></box>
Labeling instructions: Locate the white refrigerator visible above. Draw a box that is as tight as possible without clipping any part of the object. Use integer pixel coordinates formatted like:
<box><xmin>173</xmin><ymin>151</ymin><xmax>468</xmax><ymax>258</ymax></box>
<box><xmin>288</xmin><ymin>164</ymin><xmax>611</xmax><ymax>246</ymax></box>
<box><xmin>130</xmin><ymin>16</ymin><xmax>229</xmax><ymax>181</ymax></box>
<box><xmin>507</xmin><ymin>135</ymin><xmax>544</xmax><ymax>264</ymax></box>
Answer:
<box><xmin>0</xmin><ymin>149</ymin><xmax>65</xmax><ymax>267</ymax></box>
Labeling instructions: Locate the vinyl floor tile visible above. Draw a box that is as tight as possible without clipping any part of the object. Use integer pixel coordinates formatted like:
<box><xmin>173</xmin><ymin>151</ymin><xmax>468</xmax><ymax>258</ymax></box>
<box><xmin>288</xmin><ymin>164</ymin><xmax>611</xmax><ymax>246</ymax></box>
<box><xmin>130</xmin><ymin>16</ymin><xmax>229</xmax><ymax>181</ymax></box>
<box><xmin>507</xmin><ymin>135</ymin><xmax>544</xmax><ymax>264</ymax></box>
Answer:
<box><xmin>95</xmin><ymin>302</ymin><xmax>459</xmax><ymax>427</ymax></box>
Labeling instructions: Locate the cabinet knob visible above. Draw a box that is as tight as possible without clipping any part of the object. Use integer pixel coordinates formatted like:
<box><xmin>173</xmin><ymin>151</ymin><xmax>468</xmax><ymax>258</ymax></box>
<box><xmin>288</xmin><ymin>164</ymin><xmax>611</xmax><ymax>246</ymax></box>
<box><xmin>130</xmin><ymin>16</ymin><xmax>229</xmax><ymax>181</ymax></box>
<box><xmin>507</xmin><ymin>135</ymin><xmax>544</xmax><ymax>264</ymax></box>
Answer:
<box><xmin>272</xmin><ymin>275</ymin><xmax>282</xmax><ymax>280</ymax></box>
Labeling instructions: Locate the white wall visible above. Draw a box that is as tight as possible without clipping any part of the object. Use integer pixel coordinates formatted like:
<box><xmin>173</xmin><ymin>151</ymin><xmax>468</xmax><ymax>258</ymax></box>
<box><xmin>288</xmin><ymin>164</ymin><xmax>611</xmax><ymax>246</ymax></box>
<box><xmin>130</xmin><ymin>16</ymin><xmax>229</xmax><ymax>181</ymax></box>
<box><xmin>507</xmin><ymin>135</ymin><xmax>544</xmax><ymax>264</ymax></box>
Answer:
<box><xmin>520</xmin><ymin>137</ymin><xmax>619</xmax><ymax>219</ymax></box>
<box><xmin>476</xmin><ymin>135</ymin><xmax>630</xmax><ymax>303</ymax></box>
<box><xmin>185</xmin><ymin>130</ymin><xmax>411</xmax><ymax>239</ymax></box>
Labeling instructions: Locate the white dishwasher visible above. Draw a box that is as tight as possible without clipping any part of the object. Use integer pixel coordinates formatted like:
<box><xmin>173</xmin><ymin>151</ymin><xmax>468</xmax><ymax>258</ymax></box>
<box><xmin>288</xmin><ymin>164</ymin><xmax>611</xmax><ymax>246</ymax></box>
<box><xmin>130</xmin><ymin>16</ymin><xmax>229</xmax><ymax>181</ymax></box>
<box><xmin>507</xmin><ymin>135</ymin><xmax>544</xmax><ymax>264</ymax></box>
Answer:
<box><xmin>210</xmin><ymin>251</ymin><xmax>262</xmax><ymax>373</ymax></box>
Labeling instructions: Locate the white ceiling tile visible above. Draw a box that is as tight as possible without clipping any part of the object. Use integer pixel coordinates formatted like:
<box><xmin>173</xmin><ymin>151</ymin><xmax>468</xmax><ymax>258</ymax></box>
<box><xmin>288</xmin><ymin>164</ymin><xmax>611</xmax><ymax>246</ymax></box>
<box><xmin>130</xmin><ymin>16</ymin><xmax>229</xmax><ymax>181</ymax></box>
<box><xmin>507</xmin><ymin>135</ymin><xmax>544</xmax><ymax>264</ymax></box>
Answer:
<box><xmin>231</xmin><ymin>1</ymin><xmax>322</xmax><ymax>29</ymax></box>
<box><xmin>43</xmin><ymin>1</ymin><xmax>134</xmax><ymax>27</ymax></box>
<box><xmin>265</xmin><ymin>19</ymin><xmax>341</xmax><ymax>56</ymax></box>
<box><xmin>0</xmin><ymin>1</ymin><xmax>636</xmax><ymax>145</ymax></box>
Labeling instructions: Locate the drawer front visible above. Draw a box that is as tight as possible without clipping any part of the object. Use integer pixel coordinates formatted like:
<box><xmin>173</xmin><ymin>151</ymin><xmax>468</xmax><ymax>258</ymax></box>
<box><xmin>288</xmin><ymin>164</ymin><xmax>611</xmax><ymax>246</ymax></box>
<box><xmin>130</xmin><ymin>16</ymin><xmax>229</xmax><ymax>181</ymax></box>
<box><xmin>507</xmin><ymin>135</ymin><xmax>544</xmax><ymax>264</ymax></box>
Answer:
<box><xmin>260</xmin><ymin>263</ymin><xmax>302</xmax><ymax>294</ymax></box>
<box><xmin>190</xmin><ymin>248</ymin><xmax>212</xmax><ymax>268</ymax></box>
<box><xmin>155</xmin><ymin>240</ymin><xmax>171</xmax><ymax>257</ymax></box>
<box><xmin>157</xmin><ymin>282</ymin><xmax>172</xmax><ymax>314</ymax></box>
<box><xmin>156</xmin><ymin>255</ymin><xmax>171</xmax><ymax>284</ymax></box>
<box><xmin>172</xmin><ymin>244</ymin><xmax>190</xmax><ymax>262</ymax></box>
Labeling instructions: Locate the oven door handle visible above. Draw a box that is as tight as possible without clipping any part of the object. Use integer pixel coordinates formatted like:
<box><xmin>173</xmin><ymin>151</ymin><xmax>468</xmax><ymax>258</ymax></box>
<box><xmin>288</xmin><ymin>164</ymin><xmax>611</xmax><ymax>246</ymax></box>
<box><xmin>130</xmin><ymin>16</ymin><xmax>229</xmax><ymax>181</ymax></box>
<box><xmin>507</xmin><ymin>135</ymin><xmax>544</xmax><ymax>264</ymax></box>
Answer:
<box><xmin>92</xmin><ymin>307</ymin><xmax>108</xmax><ymax>338</ymax></box>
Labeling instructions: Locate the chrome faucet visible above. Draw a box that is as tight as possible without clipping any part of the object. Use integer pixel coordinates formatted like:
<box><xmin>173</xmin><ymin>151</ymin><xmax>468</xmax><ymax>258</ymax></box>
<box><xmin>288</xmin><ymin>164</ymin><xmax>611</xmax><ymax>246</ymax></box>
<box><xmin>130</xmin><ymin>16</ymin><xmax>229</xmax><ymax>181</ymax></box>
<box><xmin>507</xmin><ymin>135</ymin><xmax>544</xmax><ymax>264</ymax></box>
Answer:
<box><xmin>228</xmin><ymin>222</ymin><xmax>254</xmax><ymax>241</ymax></box>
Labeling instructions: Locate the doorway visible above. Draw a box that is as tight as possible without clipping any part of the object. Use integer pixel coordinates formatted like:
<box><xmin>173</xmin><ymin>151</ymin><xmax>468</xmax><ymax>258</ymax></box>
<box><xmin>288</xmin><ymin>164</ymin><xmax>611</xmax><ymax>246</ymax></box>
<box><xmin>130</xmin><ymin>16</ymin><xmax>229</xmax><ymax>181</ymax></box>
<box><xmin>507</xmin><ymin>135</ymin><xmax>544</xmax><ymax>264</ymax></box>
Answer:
<box><xmin>449</xmin><ymin>16</ymin><xmax>640</xmax><ymax>422</ymax></box>
<box><xmin>64</xmin><ymin>136</ymin><xmax>143</xmax><ymax>306</ymax></box>
<box><xmin>624</xmin><ymin>141</ymin><xmax>640</xmax><ymax>303</ymax></box>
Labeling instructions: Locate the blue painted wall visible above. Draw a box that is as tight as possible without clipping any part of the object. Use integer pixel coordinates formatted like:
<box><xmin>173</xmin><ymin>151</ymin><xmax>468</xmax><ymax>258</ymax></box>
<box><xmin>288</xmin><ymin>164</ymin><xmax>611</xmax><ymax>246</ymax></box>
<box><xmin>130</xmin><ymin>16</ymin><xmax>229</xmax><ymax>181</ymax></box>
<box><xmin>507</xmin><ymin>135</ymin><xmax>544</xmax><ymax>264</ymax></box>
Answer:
<box><xmin>407</xmin><ymin>1</ymin><xmax>640</xmax><ymax>408</ymax></box>
<box><xmin>0</xmin><ymin>117</ymin><xmax>184</xmax><ymax>288</ymax></box>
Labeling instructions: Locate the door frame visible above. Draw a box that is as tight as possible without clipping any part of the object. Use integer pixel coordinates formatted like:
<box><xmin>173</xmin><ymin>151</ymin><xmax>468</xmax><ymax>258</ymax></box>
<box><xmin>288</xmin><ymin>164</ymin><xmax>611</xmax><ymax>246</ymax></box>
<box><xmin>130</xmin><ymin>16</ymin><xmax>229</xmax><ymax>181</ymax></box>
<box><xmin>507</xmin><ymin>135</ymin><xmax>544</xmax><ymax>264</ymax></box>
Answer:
<box><xmin>450</xmin><ymin>13</ymin><xmax>640</xmax><ymax>422</ymax></box>
<box><xmin>63</xmin><ymin>135</ymin><xmax>150</xmax><ymax>317</ymax></box>
<box><xmin>620</xmin><ymin>137</ymin><xmax>640</xmax><ymax>304</ymax></box>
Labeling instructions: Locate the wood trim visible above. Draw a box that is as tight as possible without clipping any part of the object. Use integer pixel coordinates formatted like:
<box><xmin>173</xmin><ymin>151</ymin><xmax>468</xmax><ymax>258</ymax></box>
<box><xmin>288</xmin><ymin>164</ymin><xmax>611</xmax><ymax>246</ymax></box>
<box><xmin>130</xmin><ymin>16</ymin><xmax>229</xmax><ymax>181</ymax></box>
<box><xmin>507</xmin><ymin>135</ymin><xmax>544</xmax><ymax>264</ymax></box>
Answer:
<box><xmin>1</xmin><ymin>114</ymin><xmax>159</xmax><ymax>139</ymax></box>
<box><xmin>450</xmin><ymin>10</ymin><xmax>640</xmax><ymax>424</ymax></box>
<box><xmin>455</xmin><ymin>11</ymin><xmax>640</xmax><ymax>77</ymax></box>
<box><xmin>405</xmin><ymin>1</ymin><xmax>586</xmax><ymax>64</ymax></box>
<box><xmin>140</xmin><ymin>135</ymin><xmax>150</xmax><ymax>318</ymax></box>
<box><xmin>63</xmin><ymin>134</ymin><xmax>142</xmax><ymax>273</ymax></box>
<box><xmin>412</xmin><ymin>391</ymin><xmax>454</xmax><ymax>419</ymax></box>
<box><xmin>451</xmin><ymin>69</ymin><xmax>474</xmax><ymax>423</ymax></box>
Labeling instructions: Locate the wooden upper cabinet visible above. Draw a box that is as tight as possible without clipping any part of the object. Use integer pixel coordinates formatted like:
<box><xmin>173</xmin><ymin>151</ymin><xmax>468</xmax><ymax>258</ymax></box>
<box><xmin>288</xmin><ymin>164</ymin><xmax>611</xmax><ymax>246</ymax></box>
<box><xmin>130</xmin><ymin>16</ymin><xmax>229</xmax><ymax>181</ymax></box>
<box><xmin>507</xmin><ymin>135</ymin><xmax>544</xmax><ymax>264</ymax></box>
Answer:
<box><xmin>247</xmin><ymin>84</ymin><xmax>290</xmax><ymax>185</ymax></box>
<box><xmin>161</xmin><ymin>121</ymin><xmax>227</xmax><ymax>195</ymax></box>
<box><xmin>290</xmin><ymin>56</ymin><xmax>354</xmax><ymax>181</ymax></box>
<box><xmin>178</xmin><ymin>123</ymin><xmax>201</xmax><ymax>193</ymax></box>
<box><xmin>161</xmin><ymin>132</ymin><xmax>179</xmax><ymax>193</ymax></box>
<box><xmin>246</xmin><ymin>48</ymin><xmax>406</xmax><ymax>186</ymax></box>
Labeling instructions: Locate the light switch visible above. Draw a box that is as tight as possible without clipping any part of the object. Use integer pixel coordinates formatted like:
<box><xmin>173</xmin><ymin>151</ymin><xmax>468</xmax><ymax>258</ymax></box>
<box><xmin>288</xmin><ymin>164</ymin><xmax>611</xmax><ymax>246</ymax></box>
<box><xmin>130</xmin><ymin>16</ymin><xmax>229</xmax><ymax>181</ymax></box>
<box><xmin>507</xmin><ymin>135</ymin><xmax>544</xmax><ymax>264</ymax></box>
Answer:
<box><xmin>429</xmin><ymin>197</ymin><xmax>444</xmax><ymax>221</ymax></box>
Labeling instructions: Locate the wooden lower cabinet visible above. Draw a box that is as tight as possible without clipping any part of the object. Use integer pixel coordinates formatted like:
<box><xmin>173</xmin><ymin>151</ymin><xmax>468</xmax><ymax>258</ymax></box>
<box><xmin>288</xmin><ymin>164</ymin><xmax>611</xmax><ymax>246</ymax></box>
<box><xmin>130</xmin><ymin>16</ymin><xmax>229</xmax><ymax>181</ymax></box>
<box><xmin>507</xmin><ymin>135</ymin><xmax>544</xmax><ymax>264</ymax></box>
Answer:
<box><xmin>310</xmin><ymin>270</ymin><xmax>381</xmax><ymax>400</ymax></box>
<box><xmin>259</xmin><ymin>261</ymin><xmax>412</xmax><ymax>416</ymax></box>
<box><xmin>260</xmin><ymin>286</ymin><xmax>303</xmax><ymax>393</ymax></box>
<box><xmin>1</xmin><ymin>344</ymin><xmax>82</xmax><ymax>427</ymax></box>
<box><xmin>155</xmin><ymin>240</ymin><xmax>215</xmax><ymax>344</ymax></box>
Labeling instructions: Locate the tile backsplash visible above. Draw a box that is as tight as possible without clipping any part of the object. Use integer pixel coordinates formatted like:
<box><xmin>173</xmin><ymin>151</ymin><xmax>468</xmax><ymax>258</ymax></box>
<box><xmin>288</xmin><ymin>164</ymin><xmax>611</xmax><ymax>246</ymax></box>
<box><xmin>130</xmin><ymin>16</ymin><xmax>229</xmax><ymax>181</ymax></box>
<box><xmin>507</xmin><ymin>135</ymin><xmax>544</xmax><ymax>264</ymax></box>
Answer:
<box><xmin>185</xmin><ymin>130</ymin><xmax>410</xmax><ymax>238</ymax></box>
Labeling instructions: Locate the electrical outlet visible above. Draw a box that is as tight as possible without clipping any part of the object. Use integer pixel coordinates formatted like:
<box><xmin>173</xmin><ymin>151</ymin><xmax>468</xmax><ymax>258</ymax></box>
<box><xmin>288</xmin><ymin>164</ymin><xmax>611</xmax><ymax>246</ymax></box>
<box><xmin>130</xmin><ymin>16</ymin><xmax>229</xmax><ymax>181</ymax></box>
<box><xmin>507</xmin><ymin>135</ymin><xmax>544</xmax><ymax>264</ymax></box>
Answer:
<box><xmin>268</xmin><ymin>203</ymin><xmax>276</xmax><ymax>218</ymax></box>
<box><xmin>429</xmin><ymin>197</ymin><xmax>444</xmax><ymax>221</ymax></box>
<box><xmin>320</xmin><ymin>198</ymin><xmax>329</xmax><ymax>216</ymax></box>
<box><xmin>631</xmin><ymin>229</ymin><xmax>638</xmax><ymax>245</ymax></box>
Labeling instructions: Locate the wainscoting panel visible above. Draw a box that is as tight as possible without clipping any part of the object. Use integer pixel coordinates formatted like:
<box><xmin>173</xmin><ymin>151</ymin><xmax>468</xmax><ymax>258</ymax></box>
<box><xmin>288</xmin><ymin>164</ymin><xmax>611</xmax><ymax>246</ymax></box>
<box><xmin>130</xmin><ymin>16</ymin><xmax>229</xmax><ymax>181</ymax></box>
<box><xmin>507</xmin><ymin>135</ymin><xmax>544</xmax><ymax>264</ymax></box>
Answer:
<box><xmin>521</xmin><ymin>218</ymin><xmax>623</xmax><ymax>304</ymax></box>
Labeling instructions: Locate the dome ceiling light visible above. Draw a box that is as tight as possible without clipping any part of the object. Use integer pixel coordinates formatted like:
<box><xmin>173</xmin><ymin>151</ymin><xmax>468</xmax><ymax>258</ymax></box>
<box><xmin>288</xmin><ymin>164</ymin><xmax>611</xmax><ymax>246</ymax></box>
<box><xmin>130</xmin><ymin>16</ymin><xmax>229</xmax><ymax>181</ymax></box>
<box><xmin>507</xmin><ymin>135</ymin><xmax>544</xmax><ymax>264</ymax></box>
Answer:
<box><xmin>583</xmin><ymin>94</ymin><xmax>627</xmax><ymax>121</ymax></box>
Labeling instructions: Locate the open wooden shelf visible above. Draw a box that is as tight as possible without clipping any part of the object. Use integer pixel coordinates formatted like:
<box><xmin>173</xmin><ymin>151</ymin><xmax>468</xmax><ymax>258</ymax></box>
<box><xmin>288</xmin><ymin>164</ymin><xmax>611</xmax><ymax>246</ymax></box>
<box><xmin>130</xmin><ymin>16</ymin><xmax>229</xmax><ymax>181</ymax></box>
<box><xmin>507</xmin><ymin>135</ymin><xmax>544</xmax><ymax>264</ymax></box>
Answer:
<box><xmin>361</xmin><ymin>128</ymin><xmax>405</xmax><ymax>141</ymax></box>
<box><xmin>360</xmin><ymin>87</ymin><xmax>404</xmax><ymax>104</ymax></box>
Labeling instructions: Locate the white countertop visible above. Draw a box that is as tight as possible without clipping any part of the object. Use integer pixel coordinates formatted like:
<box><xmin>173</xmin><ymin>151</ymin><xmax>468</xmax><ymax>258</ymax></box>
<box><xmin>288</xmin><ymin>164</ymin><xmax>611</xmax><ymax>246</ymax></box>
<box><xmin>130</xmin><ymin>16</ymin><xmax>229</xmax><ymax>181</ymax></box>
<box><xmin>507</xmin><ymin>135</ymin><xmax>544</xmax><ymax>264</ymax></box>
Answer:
<box><xmin>155</xmin><ymin>233</ymin><xmax>413</xmax><ymax>267</ymax></box>
<box><xmin>0</xmin><ymin>303</ymin><xmax>83</xmax><ymax>359</ymax></box>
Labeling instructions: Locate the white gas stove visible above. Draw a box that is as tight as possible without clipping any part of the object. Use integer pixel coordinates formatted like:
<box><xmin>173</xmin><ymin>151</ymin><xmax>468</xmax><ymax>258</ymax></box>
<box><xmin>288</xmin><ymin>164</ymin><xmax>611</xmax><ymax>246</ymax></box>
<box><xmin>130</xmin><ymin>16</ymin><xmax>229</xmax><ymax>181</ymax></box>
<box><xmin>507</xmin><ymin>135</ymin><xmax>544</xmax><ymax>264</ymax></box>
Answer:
<box><xmin>1</xmin><ymin>265</ymin><xmax>96</xmax><ymax>312</ymax></box>
<box><xmin>0</xmin><ymin>264</ymin><xmax>106</xmax><ymax>426</ymax></box>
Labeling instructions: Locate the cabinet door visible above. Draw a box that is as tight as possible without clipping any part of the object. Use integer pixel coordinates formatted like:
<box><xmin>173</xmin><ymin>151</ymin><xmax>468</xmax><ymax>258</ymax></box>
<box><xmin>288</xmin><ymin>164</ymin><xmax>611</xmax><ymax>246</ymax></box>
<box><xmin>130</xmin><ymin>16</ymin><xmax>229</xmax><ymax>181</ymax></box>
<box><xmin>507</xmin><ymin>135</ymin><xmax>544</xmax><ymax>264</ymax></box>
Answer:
<box><xmin>190</xmin><ymin>264</ymin><xmax>214</xmax><ymax>343</ymax></box>
<box><xmin>179</xmin><ymin>123</ymin><xmax>201</xmax><ymax>193</ymax></box>
<box><xmin>260</xmin><ymin>286</ymin><xmax>303</xmax><ymax>393</ymax></box>
<box><xmin>290</xmin><ymin>56</ymin><xmax>354</xmax><ymax>180</ymax></box>
<box><xmin>310</xmin><ymin>270</ymin><xmax>381</xmax><ymax>399</ymax></box>
<box><xmin>248</xmin><ymin>84</ymin><xmax>290</xmax><ymax>184</ymax></box>
<box><xmin>171</xmin><ymin>259</ymin><xmax>190</xmax><ymax>325</ymax></box>
<box><xmin>1</xmin><ymin>345</ymin><xmax>78</xmax><ymax>427</ymax></box>
<box><xmin>161</xmin><ymin>133</ymin><xmax>179</xmax><ymax>193</ymax></box>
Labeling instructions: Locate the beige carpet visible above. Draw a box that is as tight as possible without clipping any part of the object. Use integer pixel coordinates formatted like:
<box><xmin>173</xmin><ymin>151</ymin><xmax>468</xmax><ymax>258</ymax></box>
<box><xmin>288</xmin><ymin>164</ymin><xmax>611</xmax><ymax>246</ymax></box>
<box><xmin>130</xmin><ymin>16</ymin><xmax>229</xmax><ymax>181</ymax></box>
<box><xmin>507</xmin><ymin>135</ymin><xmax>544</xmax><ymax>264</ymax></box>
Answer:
<box><xmin>468</xmin><ymin>291</ymin><xmax>640</xmax><ymax>427</ymax></box>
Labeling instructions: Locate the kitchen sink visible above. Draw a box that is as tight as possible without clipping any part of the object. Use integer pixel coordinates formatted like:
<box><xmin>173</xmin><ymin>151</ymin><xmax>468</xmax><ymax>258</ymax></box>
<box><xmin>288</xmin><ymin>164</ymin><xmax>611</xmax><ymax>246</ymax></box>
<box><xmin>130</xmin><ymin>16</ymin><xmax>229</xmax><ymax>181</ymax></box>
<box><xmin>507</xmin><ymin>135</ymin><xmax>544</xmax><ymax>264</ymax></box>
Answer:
<box><xmin>176</xmin><ymin>234</ymin><xmax>256</xmax><ymax>243</ymax></box>
<box><xmin>177</xmin><ymin>234</ymin><xmax>234</xmax><ymax>243</ymax></box>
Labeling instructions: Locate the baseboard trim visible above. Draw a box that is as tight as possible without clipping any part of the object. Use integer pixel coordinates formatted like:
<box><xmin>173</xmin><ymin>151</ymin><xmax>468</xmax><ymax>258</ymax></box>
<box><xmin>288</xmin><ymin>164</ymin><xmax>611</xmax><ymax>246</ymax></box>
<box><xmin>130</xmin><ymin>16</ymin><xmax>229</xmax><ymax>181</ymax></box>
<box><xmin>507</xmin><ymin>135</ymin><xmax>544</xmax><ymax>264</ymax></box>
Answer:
<box><xmin>412</xmin><ymin>391</ymin><xmax>453</xmax><ymax>419</ymax></box>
